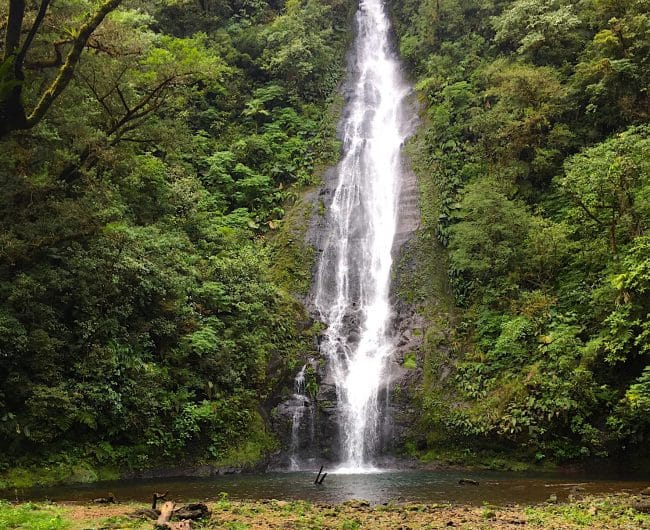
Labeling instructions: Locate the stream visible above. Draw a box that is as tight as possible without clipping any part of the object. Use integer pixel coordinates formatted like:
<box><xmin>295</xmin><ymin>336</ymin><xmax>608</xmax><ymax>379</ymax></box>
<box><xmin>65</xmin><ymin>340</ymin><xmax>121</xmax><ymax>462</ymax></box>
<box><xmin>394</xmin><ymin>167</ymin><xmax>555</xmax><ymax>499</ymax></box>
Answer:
<box><xmin>3</xmin><ymin>469</ymin><xmax>647</xmax><ymax>506</ymax></box>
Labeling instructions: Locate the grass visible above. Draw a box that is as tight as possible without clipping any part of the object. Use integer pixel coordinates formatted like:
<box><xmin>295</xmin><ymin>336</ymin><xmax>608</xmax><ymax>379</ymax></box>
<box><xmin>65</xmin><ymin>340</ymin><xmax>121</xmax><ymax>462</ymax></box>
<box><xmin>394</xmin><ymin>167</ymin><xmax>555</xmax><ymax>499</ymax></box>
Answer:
<box><xmin>408</xmin><ymin>443</ymin><xmax>558</xmax><ymax>472</ymax></box>
<box><xmin>403</xmin><ymin>352</ymin><xmax>417</xmax><ymax>369</ymax></box>
<box><xmin>0</xmin><ymin>459</ymin><xmax>121</xmax><ymax>491</ymax></box>
<box><xmin>0</xmin><ymin>501</ymin><xmax>70</xmax><ymax>530</ymax></box>
<box><xmin>1</xmin><ymin>493</ymin><xmax>647</xmax><ymax>530</ymax></box>
<box><xmin>267</xmin><ymin>187</ymin><xmax>318</xmax><ymax>297</ymax></box>
<box><xmin>208</xmin><ymin>412</ymin><xmax>277</xmax><ymax>469</ymax></box>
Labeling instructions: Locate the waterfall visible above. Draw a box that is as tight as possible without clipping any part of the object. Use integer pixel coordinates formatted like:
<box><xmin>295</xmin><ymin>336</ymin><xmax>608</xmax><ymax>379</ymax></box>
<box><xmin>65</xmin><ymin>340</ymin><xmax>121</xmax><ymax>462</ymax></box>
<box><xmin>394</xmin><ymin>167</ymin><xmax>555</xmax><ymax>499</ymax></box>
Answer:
<box><xmin>289</xmin><ymin>364</ymin><xmax>308</xmax><ymax>471</ymax></box>
<box><xmin>314</xmin><ymin>0</ymin><xmax>412</xmax><ymax>471</ymax></box>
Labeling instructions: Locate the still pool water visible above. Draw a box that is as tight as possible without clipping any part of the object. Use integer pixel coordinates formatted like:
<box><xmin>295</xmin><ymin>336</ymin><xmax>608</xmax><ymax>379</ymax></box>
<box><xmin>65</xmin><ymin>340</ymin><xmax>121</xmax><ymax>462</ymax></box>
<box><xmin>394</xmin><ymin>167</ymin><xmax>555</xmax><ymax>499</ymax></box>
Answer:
<box><xmin>2</xmin><ymin>470</ymin><xmax>647</xmax><ymax>506</ymax></box>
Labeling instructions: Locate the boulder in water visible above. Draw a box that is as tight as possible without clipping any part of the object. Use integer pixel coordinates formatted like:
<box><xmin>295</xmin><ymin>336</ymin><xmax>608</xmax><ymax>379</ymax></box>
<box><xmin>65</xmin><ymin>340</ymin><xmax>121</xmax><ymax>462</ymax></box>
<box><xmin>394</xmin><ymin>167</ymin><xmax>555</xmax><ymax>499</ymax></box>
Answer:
<box><xmin>92</xmin><ymin>493</ymin><xmax>115</xmax><ymax>504</ymax></box>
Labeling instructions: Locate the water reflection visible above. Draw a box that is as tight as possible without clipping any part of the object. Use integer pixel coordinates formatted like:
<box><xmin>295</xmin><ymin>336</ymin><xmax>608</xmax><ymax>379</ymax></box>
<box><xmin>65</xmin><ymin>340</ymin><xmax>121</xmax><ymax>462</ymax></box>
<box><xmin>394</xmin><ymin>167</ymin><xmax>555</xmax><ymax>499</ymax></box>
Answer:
<box><xmin>2</xmin><ymin>470</ymin><xmax>647</xmax><ymax>506</ymax></box>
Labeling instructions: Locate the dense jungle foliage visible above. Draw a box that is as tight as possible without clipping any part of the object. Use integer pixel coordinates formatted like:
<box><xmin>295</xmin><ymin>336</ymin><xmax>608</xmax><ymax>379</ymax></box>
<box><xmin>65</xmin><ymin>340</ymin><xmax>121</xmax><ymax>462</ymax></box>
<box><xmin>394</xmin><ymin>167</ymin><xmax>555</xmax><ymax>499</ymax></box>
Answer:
<box><xmin>391</xmin><ymin>0</ymin><xmax>650</xmax><ymax>462</ymax></box>
<box><xmin>1</xmin><ymin>0</ymin><xmax>649</xmax><ymax>487</ymax></box>
<box><xmin>0</xmin><ymin>0</ymin><xmax>352</xmax><ymax>485</ymax></box>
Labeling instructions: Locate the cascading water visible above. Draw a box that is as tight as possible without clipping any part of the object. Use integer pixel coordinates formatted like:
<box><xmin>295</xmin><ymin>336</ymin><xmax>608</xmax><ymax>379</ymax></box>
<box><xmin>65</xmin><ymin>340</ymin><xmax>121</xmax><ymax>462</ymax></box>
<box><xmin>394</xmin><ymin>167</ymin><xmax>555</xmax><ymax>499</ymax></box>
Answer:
<box><xmin>314</xmin><ymin>0</ymin><xmax>413</xmax><ymax>471</ymax></box>
<box><xmin>289</xmin><ymin>364</ymin><xmax>308</xmax><ymax>470</ymax></box>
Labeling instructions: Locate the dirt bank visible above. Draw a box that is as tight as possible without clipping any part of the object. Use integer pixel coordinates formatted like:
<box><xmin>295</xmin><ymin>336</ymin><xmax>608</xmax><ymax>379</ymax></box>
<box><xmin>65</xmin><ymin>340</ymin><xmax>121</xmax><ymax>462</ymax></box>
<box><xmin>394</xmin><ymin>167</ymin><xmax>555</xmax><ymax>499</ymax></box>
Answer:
<box><xmin>4</xmin><ymin>492</ymin><xmax>649</xmax><ymax>529</ymax></box>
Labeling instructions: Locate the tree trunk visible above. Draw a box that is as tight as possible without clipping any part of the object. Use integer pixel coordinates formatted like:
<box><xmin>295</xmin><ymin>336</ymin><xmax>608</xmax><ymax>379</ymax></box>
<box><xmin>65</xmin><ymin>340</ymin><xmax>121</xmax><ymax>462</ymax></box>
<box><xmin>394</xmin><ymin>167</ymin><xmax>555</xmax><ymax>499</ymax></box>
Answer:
<box><xmin>0</xmin><ymin>0</ymin><xmax>123</xmax><ymax>138</ymax></box>
<box><xmin>156</xmin><ymin>501</ymin><xmax>194</xmax><ymax>529</ymax></box>
<box><xmin>0</xmin><ymin>0</ymin><xmax>28</xmax><ymax>135</ymax></box>
<box><xmin>157</xmin><ymin>502</ymin><xmax>175</xmax><ymax>525</ymax></box>
<box><xmin>0</xmin><ymin>85</ymin><xmax>29</xmax><ymax>136</ymax></box>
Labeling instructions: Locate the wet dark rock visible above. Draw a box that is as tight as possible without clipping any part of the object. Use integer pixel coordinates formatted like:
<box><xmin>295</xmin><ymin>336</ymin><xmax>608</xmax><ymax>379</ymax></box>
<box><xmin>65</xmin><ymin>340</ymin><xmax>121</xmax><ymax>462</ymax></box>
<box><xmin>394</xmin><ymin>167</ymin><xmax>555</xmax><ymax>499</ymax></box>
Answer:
<box><xmin>123</xmin><ymin>465</ymin><xmax>246</xmax><ymax>480</ymax></box>
<box><xmin>173</xmin><ymin>503</ymin><xmax>210</xmax><ymax>520</ymax></box>
<box><xmin>633</xmin><ymin>499</ymin><xmax>650</xmax><ymax>513</ymax></box>
<box><xmin>92</xmin><ymin>494</ymin><xmax>115</xmax><ymax>504</ymax></box>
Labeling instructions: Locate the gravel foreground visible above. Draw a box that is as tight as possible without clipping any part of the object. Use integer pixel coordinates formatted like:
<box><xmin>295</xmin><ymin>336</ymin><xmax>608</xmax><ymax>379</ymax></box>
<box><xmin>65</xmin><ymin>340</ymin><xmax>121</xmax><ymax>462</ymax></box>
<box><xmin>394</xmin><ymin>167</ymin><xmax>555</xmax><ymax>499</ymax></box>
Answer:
<box><xmin>2</xmin><ymin>493</ymin><xmax>650</xmax><ymax>529</ymax></box>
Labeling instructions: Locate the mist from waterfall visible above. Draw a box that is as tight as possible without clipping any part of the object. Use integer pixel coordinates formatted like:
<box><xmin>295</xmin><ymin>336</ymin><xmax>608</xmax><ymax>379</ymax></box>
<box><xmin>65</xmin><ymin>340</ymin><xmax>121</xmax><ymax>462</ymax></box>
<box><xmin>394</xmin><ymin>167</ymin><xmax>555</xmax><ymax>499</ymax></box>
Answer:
<box><xmin>313</xmin><ymin>0</ymin><xmax>412</xmax><ymax>471</ymax></box>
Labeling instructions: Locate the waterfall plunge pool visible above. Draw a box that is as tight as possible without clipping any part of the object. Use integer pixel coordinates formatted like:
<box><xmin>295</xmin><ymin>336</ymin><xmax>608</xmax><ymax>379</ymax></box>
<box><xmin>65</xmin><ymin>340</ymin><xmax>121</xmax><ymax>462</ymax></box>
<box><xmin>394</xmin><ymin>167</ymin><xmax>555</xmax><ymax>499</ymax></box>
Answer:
<box><xmin>3</xmin><ymin>469</ymin><xmax>647</xmax><ymax>506</ymax></box>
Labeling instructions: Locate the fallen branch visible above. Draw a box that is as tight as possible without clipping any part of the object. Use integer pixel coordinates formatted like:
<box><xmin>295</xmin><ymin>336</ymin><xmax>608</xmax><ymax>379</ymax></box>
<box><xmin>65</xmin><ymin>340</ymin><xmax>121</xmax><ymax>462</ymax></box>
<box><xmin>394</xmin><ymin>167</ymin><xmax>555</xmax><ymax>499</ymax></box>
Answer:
<box><xmin>152</xmin><ymin>491</ymin><xmax>169</xmax><ymax>509</ymax></box>
<box><xmin>152</xmin><ymin>500</ymin><xmax>204</xmax><ymax>529</ymax></box>
<box><xmin>314</xmin><ymin>466</ymin><xmax>324</xmax><ymax>484</ymax></box>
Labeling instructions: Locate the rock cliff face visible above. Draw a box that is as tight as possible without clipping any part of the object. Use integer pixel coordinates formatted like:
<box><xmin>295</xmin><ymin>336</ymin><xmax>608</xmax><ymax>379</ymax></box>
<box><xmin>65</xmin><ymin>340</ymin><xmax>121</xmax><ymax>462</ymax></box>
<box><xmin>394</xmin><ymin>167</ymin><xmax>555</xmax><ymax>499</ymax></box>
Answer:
<box><xmin>269</xmin><ymin>0</ymin><xmax>422</xmax><ymax>466</ymax></box>
<box><xmin>269</xmin><ymin>151</ymin><xmax>424</xmax><ymax>469</ymax></box>
<box><xmin>382</xmin><ymin>153</ymin><xmax>426</xmax><ymax>456</ymax></box>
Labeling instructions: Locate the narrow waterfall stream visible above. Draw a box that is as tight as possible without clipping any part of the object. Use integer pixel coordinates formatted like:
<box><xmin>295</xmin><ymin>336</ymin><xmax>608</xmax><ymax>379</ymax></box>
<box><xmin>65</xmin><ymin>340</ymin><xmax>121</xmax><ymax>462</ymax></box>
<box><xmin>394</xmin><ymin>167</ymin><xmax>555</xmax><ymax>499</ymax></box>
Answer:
<box><xmin>312</xmin><ymin>0</ymin><xmax>413</xmax><ymax>471</ymax></box>
<box><xmin>288</xmin><ymin>365</ymin><xmax>307</xmax><ymax>470</ymax></box>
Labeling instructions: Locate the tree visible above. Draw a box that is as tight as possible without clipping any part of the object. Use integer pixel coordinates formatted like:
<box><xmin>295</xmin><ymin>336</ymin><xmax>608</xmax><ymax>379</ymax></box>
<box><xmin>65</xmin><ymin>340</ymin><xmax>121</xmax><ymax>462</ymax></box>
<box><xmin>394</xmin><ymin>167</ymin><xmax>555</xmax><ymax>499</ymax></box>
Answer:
<box><xmin>448</xmin><ymin>179</ymin><xmax>532</xmax><ymax>296</ymax></box>
<box><xmin>471</xmin><ymin>60</ymin><xmax>570</xmax><ymax>188</ymax></box>
<box><xmin>492</xmin><ymin>0</ymin><xmax>584</xmax><ymax>65</ymax></box>
<box><xmin>571</xmin><ymin>1</ymin><xmax>650</xmax><ymax>132</ymax></box>
<box><xmin>0</xmin><ymin>0</ymin><xmax>123</xmax><ymax>137</ymax></box>
<box><xmin>260</xmin><ymin>0</ymin><xmax>341</xmax><ymax>100</ymax></box>
<box><xmin>560</xmin><ymin>125</ymin><xmax>650</xmax><ymax>255</ymax></box>
<box><xmin>61</xmin><ymin>29</ymin><xmax>223</xmax><ymax>181</ymax></box>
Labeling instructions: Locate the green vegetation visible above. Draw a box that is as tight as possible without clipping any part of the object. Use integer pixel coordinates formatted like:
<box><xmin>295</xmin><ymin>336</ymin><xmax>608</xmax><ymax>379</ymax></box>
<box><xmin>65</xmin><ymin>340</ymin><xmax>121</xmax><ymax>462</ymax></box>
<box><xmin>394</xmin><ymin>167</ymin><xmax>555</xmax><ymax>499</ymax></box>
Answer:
<box><xmin>2</xmin><ymin>495</ymin><xmax>649</xmax><ymax>530</ymax></box>
<box><xmin>390</xmin><ymin>0</ymin><xmax>650</xmax><ymax>462</ymax></box>
<box><xmin>0</xmin><ymin>0</ymin><xmax>353</xmax><ymax>486</ymax></box>
<box><xmin>1</xmin><ymin>0</ymin><xmax>649</xmax><ymax>486</ymax></box>
<box><xmin>0</xmin><ymin>501</ymin><xmax>69</xmax><ymax>530</ymax></box>
<box><xmin>403</xmin><ymin>353</ymin><xmax>417</xmax><ymax>370</ymax></box>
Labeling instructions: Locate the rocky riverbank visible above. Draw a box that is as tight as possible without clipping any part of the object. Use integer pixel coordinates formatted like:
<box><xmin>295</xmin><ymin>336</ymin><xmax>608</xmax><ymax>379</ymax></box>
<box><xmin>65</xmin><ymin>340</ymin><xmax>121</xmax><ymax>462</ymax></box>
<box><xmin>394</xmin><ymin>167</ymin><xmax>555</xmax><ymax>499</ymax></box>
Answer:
<box><xmin>2</xmin><ymin>492</ymin><xmax>649</xmax><ymax>529</ymax></box>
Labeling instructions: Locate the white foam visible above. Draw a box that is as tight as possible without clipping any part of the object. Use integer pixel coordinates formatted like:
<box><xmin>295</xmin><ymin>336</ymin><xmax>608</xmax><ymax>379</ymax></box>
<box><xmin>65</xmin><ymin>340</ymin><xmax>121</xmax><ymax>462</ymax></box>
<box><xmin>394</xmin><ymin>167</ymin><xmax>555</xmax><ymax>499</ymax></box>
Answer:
<box><xmin>313</xmin><ymin>0</ymin><xmax>411</xmax><ymax>469</ymax></box>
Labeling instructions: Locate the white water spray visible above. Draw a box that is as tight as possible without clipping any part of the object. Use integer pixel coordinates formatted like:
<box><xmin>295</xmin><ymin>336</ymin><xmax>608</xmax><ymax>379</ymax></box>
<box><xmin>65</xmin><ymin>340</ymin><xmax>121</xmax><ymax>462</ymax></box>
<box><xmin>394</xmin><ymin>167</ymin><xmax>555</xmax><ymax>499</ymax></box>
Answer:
<box><xmin>314</xmin><ymin>0</ymin><xmax>412</xmax><ymax>471</ymax></box>
<box><xmin>289</xmin><ymin>364</ymin><xmax>308</xmax><ymax>471</ymax></box>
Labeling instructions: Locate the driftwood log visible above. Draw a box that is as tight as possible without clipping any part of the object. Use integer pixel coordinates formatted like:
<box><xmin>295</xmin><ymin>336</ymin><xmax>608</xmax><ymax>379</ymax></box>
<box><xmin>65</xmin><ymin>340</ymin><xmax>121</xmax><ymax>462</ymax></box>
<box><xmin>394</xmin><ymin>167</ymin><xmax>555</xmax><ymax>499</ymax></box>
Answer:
<box><xmin>154</xmin><ymin>501</ymin><xmax>194</xmax><ymax>529</ymax></box>
<box><xmin>152</xmin><ymin>500</ymin><xmax>209</xmax><ymax>529</ymax></box>
<box><xmin>157</xmin><ymin>501</ymin><xmax>175</xmax><ymax>525</ymax></box>
<box><xmin>129</xmin><ymin>503</ymin><xmax>210</xmax><ymax>522</ymax></box>
<box><xmin>152</xmin><ymin>491</ymin><xmax>169</xmax><ymax>509</ymax></box>
<box><xmin>314</xmin><ymin>466</ymin><xmax>327</xmax><ymax>485</ymax></box>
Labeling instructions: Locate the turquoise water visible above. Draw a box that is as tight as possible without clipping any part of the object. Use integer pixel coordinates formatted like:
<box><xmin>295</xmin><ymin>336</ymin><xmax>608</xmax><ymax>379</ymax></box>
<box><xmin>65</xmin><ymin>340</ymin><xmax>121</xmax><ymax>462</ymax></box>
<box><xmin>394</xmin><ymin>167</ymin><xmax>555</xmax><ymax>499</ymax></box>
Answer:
<box><xmin>2</xmin><ymin>470</ymin><xmax>647</xmax><ymax>506</ymax></box>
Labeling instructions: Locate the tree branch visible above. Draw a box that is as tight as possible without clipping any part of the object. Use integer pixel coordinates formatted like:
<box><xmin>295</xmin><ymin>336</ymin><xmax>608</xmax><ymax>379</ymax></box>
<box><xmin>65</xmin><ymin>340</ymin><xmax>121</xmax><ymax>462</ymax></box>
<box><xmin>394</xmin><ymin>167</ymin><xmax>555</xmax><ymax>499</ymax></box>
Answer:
<box><xmin>25</xmin><ymin>39</ymin><xmax>68</xmax><ymax>70</ymax></box>
<box><xmin>4</xmin><ymin>0</ymin><xmax>26</xmax><ymax>60</ymax></box>
<box><xmin>78</xmin><ymin>69</ymin><xmax>114</xmax><ymax>120</ymax></box>
<box><xmin>15</xmin><ymin>0</ymin><xmax>52</xmax><ymax>70</ymax></box>
<box><xmin>570</xmin><ymin>193</ymin><xmax>605</xmax><ymax>227</ymax></box>
<box><xmin>25</xmin><ymin>0</ymin><xmax>124</xmax><ymax>128</ymax></box>
<box><xmin>106</xmin><ymin>75</ymin><xmax>179</xmax><ymax>136</ymax></box>
<box><xmin>115</xmin><ymin>85</ymin><xmax>130</xmax><ymax>113</ymax></box>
